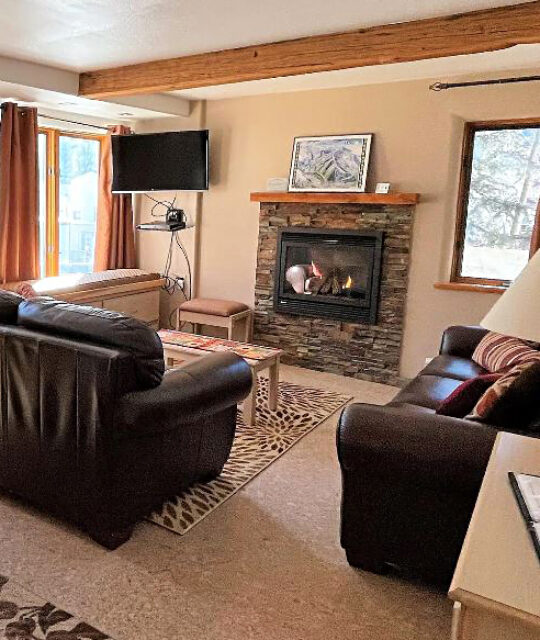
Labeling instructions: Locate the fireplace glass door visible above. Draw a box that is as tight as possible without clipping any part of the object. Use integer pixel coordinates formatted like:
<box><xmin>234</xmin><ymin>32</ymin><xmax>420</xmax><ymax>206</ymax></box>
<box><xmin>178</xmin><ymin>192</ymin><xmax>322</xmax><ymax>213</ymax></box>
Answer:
<box><xmin>274</xmin><ymin>228</ymin><xmax>383</xmax><ymax>324</ymax></box>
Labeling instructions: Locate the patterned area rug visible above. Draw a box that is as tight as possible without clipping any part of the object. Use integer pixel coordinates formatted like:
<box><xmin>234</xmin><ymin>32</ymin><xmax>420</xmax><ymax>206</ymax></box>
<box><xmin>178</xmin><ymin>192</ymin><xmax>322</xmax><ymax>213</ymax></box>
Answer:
<box><xmin>148</xmin><ymin>379</ymin><xmax>351</xmax><ymax>536</ymax></box>
<box><xmin>0</xmin><ymin>574</ymin><xmax>113</xmax><ymax>639</ymax></box>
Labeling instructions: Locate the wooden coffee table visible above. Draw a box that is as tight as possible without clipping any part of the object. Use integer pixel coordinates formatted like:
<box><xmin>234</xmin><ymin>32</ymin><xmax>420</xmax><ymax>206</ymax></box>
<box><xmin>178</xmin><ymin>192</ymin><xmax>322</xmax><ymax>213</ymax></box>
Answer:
<box><xmin>158</xmin><ymin>330</ymin><xmax>282</xmax><ymax>426</ymax></box>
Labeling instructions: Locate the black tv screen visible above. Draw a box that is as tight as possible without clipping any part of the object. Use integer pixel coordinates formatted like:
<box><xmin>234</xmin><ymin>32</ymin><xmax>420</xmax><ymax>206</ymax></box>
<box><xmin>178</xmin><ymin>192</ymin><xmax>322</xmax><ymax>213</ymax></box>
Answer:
<box><xmin>112</xmin><ymin>130</ymin><xmax>209</xmax><ymax>192</ymax></box>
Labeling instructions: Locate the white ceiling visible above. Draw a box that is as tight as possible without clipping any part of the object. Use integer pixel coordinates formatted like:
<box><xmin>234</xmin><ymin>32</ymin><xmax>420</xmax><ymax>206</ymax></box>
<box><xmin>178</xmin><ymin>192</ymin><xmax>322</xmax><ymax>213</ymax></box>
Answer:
<box><xmin>0</xmin><ymin>55</ymin><xmax>190</xmax><ymax>123</ymax></box>
<box><xmin>0</xmin><ymin>81</ymin><xmax>186</xmax><ymax>125</ymax></box>
<box><xmin>0</xmin><ymin>1</ymin><xmax>537</xmax><ymax>118</ymax></box>
<box><xmin>0</xmin><ymin>0</ymin><xmax>531</xmax><ymax>72</ymax></box>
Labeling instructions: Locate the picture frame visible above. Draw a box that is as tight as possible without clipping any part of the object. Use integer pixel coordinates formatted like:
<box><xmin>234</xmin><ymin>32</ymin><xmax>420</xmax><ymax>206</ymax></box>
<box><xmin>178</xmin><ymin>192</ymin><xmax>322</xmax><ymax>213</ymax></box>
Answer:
<box><xmin>288</xmin><ymin>134</ymin><xmax>373</xmax><ymax>193</ymax></box>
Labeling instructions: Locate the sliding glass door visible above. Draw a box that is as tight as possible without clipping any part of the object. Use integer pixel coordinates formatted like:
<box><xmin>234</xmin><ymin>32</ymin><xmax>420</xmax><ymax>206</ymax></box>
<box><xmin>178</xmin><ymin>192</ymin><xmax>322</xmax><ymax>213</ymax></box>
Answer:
<box><xmin>38</xmin><ymin>132</ymin><xmax>48</xmax><ymax>277</ymax></box>
<box><xmin>38</xmin><ymin>129</ymin><xmax>103</xmax><ymax>277</ymax></box>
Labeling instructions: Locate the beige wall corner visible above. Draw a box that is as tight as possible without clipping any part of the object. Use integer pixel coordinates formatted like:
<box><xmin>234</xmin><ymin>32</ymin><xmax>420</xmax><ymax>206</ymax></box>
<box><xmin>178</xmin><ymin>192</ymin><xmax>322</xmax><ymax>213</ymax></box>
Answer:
<box><xmin>135</xmin><ymin>101</ymin><xmax>205</xmax><ymax>327</ymax></box>
<box><xmin>196</xmin><ymin>74</ymin><xmax>539</xmax><ymax>378</ymax></box>
<box><xmin>135</xmin><ymin>74</ymin><xmax>539</xmax><ymax>378</ymax></box>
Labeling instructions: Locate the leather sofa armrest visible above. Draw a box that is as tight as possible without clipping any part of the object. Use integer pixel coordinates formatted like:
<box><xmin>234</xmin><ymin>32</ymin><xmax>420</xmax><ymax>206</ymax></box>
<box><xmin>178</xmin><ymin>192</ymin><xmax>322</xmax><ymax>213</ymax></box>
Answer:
<box><xmin>115</xmin><ymin>352</ymin><xmax>252</xmax><ymax>438</ymax></box>
<box><xmin>337</xmin><ymin>402</ymin><xmax>496</xmax><ymax>491</ymax></box>
<box><xmin>439</xmin><ymin>325</ymin><xmax>489</xmax><ymax>359</ymax></box>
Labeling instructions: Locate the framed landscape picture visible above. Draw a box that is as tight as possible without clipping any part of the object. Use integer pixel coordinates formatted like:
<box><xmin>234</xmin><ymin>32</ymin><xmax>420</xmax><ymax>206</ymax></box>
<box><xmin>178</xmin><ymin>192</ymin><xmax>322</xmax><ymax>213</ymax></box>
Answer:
<box><xmin>288</xmin><ymin>134</ymin><xmax>373</xmax><ymax>193</ymax></box>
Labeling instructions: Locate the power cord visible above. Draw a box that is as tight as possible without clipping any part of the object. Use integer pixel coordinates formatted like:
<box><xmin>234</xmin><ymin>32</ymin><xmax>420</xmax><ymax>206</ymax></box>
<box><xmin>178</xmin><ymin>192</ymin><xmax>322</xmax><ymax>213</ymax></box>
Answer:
<box><xmin>145</xmin><ymin>193</ymin><xmax>177</xmax><ymax>217</ymax></box>
<box><xmin>159</xmin><ymin>230</ymin><xmax>193</xmax><ymax>330</ymax></box>
<box><xmin>174</xmin><ymin>232</ymin><xmax>192</xmax><ymax>300</ymax></box>
<box><xmin>145</xmin><ymin>194</ymin><xmax>193</xmax><ymax>329</ymax></box>
<box><xmin>161</xmin><ymin>232</ymin><xmax>176</xmax><ymax>294</ymax></box>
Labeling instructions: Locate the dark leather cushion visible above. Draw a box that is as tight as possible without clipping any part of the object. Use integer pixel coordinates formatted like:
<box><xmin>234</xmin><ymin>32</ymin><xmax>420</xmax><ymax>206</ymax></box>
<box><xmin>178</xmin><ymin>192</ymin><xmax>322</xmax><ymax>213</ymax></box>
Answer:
<box><xmin>392</xmin><ymin>374</ymin><xmax>463</xmax><ymax>410</ymax></box>
<box><xmin>115</xmin><ymin>352</ymin><xmax>253</xmax><ymax>439</ymax></box>
<box><xmin>338</xmin><ymin>401</ymin><xmax>497</xmax><ymax>490</ymax></box>
<box><xmin>436</xmin><ymin>373</ymin><xmax>501</xmax><ymax>418</ymax></box>
<box><xmin>0</xmin><ymin>290</ymin><xmax>24</xmax><ymax>324</ymax></box>
<box><xmin>439</xmin><ymin>325</ymin><xmax>489</xmax><ymax>359</ymax></box>
<box><xmin>422</xmin><ymin>355</ymin><xmax>486</xmax><ymax>381</ymax></box>
<box><xmin>17</xmin><ymin>299</ymin><xmax>164</xmax><ymax>389</ymax></box>
<box><xmin>386</xmin><ymin>402</ymin><xmax>436</xmax><ymax>415</ymax></box>
<box><xmin>526</xmin><ymin>410</ymin><xmax>540</xmax><ymax>435</ymax></box>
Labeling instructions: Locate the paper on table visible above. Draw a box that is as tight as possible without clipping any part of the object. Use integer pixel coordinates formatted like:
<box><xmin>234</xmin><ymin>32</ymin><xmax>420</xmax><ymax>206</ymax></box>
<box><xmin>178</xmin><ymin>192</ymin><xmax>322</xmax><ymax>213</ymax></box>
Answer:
<box><xmin>515</xmin><ymin>473</ymin><xmax>540</xmax><ymax>523</ymax></box>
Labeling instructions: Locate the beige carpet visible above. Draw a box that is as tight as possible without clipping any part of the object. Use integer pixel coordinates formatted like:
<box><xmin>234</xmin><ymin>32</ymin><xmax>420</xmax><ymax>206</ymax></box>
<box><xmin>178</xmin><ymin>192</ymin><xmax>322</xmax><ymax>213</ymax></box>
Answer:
<box><xmin>149</xmin><ymin>379</ymin><xmax>352</xmax><ymax>534</ymax></box>
<box><xmin>0</xmin><ymin>365</ymin><xmax>452</xmax><ymax>640</ymax></box>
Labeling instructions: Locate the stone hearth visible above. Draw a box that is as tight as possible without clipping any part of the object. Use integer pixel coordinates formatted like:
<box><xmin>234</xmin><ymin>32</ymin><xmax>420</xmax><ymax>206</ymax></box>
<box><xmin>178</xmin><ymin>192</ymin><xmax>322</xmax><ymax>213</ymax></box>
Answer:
<box><xmin>253</xmin><ymin>201</ymin><xmax>415</xmax><ymax>385</ymax></box>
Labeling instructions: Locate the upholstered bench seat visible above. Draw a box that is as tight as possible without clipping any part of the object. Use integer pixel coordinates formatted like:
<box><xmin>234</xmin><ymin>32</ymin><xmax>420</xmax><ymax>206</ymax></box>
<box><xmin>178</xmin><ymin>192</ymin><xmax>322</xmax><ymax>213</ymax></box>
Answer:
<box><xmin>177</xmin><ymin>297</ymin><xmax>253</xmax><ymax>341</ymax></box>
<box><xmin>179</xmin><ymin>298</ymin><xmax>248</xmax><ymax>317</ymax></box>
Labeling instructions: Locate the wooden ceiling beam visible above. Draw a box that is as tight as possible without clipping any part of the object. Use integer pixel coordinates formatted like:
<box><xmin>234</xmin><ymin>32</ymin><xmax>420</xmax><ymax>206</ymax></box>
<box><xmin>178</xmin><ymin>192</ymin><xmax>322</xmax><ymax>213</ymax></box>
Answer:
<box><xmin>79</xmin><ymin>1</ymin><xmax>540</xmax><ymax>98</ymax></box>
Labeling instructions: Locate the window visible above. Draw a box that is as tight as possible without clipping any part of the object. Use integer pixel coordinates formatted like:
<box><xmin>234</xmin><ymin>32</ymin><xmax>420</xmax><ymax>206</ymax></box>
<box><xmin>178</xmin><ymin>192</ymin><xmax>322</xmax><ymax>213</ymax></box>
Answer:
<box><xmin>38</xmin><ymin>129</ymin><xmax>103</xmax><ymax>277</ymax></box>
<box><xmin>452</xmin><ymin>120</ymin><xmax>540</xmax><ymax>286</ymax></box>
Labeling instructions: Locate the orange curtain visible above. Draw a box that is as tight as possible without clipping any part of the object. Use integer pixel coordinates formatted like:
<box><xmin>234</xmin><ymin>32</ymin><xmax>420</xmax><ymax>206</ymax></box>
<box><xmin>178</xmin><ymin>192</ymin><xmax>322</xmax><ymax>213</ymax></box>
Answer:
<box><xmin>0</xmin><ymin>102</ymin><xmax>39</xmax><ymax>283</ymax></box>
<box><xmin>94</xmin><ymin>124</ymin><xmax>136</xmax><ymax>271</ymax></box>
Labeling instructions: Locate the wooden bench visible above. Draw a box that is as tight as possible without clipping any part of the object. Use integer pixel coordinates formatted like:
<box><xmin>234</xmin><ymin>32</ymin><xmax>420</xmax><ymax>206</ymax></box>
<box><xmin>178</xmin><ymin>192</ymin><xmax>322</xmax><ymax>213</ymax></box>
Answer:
<box><xmin>177</xmin><ymin>297</ymin><xmax>253</xmax><ymax>341</ymax></box>
<box><xmin>5</xmin><ymin>269</ymin><xmax>165</xmax><ymax>327</ymax></box>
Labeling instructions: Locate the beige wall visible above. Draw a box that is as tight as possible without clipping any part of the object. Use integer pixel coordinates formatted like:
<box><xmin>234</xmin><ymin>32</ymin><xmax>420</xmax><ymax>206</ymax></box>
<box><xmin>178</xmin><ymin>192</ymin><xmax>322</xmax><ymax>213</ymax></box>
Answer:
<box><xmin>136</xmin><ymin>75</ymin><xmax>540</xmax><ymax>378</ymax></box>
<box><xmin>197</xmin><ymin>76</ymin><xmax>540</xmax><ymax>378</ymax></box>
<box><xmin>135</xmin><ymin>101</ymin><xmax>205</xmax><ymax>326</ymax></box>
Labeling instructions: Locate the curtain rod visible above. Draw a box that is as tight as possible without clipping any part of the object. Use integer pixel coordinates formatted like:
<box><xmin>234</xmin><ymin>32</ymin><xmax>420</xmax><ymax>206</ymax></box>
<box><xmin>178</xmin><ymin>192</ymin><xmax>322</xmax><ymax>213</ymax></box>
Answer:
<box><xmin>430</xmin><ymin>75</ymin><xmax>540</xmax><ymax>91</ymax></box>
<box><xmin>0</xmin><ymin>102</ymin><xmax>112</xmax><ymax>131</ymax></box>
<box><xmin>38</xmin><ymin>113</ymin><xmax>110</xmax><ymax>131</ymax></box>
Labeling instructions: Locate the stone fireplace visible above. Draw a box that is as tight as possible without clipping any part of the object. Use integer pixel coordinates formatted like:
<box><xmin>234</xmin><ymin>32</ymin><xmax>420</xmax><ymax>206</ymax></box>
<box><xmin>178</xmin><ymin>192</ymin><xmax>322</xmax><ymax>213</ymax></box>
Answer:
<box><xmin>252</xmin><ymin>193</ymin><xmax>418</xmax><ymax>385</ymax></box>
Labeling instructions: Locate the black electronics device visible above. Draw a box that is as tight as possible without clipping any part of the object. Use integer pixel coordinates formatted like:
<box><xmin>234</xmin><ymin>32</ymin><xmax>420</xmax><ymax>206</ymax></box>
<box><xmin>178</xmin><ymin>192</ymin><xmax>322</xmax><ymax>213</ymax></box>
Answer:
<box><xmin>137</xmin><ymin>209</ymin><xmax>186</xmax><ymax>232</ymax></box>
<box><xmin>112</xmin><ymin>130</ymin><xmax>209</xmax><ymax>192</ymax></box>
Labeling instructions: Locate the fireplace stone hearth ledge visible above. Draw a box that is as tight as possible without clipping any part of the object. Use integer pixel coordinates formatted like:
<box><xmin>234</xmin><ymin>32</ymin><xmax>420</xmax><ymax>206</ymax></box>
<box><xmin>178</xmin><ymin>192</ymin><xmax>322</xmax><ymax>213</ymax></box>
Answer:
<box><xmin>252</xmin><ymin>194</ymin><xmax>419</xmax><ymax>385</ymax></box>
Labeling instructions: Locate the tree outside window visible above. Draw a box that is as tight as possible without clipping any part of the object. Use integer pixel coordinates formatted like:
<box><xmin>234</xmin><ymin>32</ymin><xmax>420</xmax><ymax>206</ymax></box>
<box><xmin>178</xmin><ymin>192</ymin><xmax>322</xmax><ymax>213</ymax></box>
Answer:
<box><xmin>453</xmin><ymin>120</ymin><xmax>540</xmax><ymax>285</ymax></box>
<box><xmin>38</xmin><ymin>129</ymin><xmax>103</xmax><ymax>277</ymax></box>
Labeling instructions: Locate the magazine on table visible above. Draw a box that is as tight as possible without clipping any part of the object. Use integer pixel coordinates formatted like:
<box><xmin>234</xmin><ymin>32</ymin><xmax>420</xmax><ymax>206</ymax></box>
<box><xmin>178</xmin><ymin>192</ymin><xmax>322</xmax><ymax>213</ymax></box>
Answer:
<box><xmin>509</xmin><ymin>472</ymin><xmax>540</xmax><ymax>562</ymax></box>
<box><xmin>157</xmin><ymin>329</ymin><xmax>279</xmax><ymax>361</ymax></box>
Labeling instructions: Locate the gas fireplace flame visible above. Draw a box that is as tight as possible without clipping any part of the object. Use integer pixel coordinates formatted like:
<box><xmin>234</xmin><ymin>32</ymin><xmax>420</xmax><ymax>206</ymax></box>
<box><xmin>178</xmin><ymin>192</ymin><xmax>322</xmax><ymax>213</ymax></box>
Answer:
<box><xmin>343</xmin><ymin>275</ymin><xmax>353</xmax><ymax>290</ymax></box>
<box><xmin>311</xmin><ymin>261</ymin><xmax>323</xmax><ymax>278</ymax></box>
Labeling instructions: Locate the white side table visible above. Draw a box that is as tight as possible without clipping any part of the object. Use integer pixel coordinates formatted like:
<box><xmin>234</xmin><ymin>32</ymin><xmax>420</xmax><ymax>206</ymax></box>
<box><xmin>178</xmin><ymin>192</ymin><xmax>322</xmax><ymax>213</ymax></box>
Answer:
<box><xmin>449</xmin><ymin>432</ymin><xmax>540</xmax><ymax>640</ymax></box>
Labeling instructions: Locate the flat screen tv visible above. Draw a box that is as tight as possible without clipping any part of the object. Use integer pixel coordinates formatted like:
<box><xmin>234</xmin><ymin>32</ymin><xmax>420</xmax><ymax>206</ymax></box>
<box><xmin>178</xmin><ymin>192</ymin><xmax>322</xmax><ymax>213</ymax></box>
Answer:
<box><xmin>112</xmin><ymin>130</ymin><xmax>209</xmax><ymax>192</ymax></box>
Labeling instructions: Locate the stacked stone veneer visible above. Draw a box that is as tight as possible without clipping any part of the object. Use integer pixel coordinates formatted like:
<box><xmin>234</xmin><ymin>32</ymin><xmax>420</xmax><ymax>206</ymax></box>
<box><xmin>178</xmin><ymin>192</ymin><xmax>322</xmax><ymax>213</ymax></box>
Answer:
<box><xmin>253</xmin><ymin>202</ymin><xmax>415</xmax><ymax>385</ymax></box>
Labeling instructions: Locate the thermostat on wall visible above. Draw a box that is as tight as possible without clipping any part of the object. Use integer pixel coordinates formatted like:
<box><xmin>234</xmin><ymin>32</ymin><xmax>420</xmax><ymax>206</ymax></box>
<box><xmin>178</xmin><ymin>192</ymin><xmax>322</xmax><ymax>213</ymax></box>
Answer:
<box><xmin>267</xmin><ymin>177</ymin><xmax>289</xmax><ymax>192</ymax></box>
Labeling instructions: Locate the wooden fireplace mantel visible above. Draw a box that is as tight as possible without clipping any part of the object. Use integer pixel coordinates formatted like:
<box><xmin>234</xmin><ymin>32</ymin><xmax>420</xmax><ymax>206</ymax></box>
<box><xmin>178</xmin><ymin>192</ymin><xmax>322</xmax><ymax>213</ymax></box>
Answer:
<box><xmin>250</xmin><ymin>192</ymin><xmax>420</xmax><ymax>205</ymax></box>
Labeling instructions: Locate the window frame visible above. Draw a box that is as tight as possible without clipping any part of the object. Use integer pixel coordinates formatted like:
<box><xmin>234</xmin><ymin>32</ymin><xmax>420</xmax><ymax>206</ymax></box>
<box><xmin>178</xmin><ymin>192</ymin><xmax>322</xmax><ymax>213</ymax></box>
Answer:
<box><xmin>451</xmin><ymin>118</ymin><xmax>540</xmax><ymax>287</ymax></box>
<box><xmin>39</xmin><ymin>127</ymin><xmax>104</xmax><ymax>277</ymax></box>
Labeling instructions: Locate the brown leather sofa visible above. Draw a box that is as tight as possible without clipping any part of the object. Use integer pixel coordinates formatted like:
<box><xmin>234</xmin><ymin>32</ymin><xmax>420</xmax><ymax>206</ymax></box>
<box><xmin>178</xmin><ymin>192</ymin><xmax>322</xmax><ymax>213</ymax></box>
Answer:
<box><xmin>0</xmin><ymin>291</ymin><xmax>252</xmax><ymax>548</ymax></box>
<box><xmin>338</xmin><ymin>325</ymin><xmax>514</xmax><ymax>586</ymax></box>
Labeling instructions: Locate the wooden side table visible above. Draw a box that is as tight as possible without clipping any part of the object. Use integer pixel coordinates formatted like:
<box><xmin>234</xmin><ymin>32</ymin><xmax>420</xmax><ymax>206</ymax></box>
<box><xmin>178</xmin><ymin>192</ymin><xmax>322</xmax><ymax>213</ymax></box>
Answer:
<box><xmin>449</xmin><ymin>432</ymin><xmax>540</xmax><ymax>640</ymax></box>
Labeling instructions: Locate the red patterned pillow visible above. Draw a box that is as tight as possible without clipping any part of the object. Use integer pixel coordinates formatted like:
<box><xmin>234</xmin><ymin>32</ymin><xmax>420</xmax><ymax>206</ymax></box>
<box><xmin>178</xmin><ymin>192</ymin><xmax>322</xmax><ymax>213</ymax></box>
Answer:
<box><xmin>472</xmin><ymin>332</ymin><xmax>540</xmax><ymax>373</ymax></box>
<box><xmin>436</xmin><ymin>373</ymin><xmax>501</xmax><ymax>418</ymax></box>
<box><xmin>468</xmin><ymin>361</ymin><xmax>540</xmax><ymax>429</ymax></box>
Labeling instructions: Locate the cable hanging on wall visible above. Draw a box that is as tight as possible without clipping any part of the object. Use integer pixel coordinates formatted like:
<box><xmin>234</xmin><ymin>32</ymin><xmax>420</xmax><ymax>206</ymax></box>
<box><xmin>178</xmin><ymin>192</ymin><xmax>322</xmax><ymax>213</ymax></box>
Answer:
<box><xmin>430</xmin><ymin>74</ymin><xmax>540</xmax><ymax>92</ymax></box>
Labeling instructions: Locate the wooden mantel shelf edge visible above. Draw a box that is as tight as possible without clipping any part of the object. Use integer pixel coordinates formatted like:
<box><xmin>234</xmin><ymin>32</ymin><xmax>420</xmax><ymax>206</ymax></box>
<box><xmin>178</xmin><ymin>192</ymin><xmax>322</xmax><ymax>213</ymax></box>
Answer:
<box><xmin>250</xmin><ymin>192</ymin><xmax>420</xmax><ymax>205</ymax></box>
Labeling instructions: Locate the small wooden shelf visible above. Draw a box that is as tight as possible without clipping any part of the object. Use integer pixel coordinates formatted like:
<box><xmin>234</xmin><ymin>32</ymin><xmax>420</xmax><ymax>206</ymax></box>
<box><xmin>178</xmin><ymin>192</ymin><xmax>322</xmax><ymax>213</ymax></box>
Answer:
<box><xmin>250</xmin><ymin>192</ymin><xmax>420</xmax><ymax>205</ymax></box>
<box><xmin>434</xmin><ymin>281</ymin><xmax>506</xmax><ymax>295</ymax></box>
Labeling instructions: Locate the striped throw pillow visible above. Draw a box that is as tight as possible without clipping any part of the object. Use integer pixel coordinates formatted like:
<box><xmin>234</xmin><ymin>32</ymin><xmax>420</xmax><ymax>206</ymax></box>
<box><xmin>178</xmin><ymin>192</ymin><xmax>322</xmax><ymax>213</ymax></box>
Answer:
<box><xmin>472</xmin><ymin>332</ymin><xmax>540</xmax><ymax>373</ymax></box>
<box><xmin>467</xmin><ymin>361</ymin><xmax>540</xmax><ymax>428</ymax></box>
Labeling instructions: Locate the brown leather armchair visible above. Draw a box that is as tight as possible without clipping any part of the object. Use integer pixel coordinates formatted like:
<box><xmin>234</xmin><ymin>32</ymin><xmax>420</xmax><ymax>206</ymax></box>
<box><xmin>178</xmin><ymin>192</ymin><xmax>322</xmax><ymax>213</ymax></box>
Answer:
<box><xmin>337</xmin><ymin>326</ymin><xmax>515</xmax><ymax>586</ymax></box>
<box><xmin>0</xmin><ymin>292</ymin><xmax>252</xmax><ymax>548</ymax></box>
